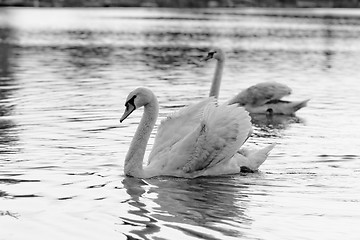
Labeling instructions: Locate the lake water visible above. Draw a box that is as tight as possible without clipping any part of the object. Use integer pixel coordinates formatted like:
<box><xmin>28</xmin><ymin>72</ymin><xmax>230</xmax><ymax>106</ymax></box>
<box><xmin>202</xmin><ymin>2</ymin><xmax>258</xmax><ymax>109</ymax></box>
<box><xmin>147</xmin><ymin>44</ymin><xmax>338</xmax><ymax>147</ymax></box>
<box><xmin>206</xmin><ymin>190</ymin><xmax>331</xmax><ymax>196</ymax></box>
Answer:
<box><xmin>0</xmin><ymin>7</ymin><xmax>360</xmax><ymax>240</ymax></box>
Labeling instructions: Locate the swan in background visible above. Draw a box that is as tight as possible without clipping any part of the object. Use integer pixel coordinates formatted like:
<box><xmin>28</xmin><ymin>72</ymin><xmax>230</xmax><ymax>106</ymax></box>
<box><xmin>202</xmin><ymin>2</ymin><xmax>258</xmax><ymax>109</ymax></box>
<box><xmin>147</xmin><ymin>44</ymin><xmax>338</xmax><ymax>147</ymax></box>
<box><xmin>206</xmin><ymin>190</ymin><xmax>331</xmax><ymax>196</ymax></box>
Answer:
<box><xmin>120</xmin><ymin>87</ymin><xmax>275</xmax><ymax>178</ymax></box>
<box><xmin>203</xmin><ymin>48</ymin><xmax>310</xmax><ymax>115</ymax></box>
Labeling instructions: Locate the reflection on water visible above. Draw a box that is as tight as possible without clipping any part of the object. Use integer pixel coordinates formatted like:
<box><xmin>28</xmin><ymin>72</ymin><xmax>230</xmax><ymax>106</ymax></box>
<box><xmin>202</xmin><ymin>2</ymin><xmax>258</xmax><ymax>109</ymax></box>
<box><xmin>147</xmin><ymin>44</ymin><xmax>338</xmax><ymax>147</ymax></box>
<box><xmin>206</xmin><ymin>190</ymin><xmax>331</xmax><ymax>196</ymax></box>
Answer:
<box><xmin>0</xmin><ymin>8</ymin><xmax>12</xmax><ymax>76</ymax></box>
<box><xmin>322</xmin><ymin>15</ymin><xmax>336</xmax><ymax>70</ymax></box>
<box><xmin>122</xmin><ymin>176</ymin><xmax>254</xmax><ymax>239</ymax></box>
<box><xmin>1</xmin><ymin>7</ymin><xmax>360</xmax><ymax>240</ymax></box>
<box><xmin>0</xmin><ymin>13</ymin><xmax>18</xmax><ymax>157</ymax></box>
<box><xmin>250</xmin><ymin>113</ymin><xmax>305</xmax><ymax>139</ymax></box>
<box><xmin>251</xmin><ymin>113</ymin><xmax>304</xmax><ymax>129</ymax></box>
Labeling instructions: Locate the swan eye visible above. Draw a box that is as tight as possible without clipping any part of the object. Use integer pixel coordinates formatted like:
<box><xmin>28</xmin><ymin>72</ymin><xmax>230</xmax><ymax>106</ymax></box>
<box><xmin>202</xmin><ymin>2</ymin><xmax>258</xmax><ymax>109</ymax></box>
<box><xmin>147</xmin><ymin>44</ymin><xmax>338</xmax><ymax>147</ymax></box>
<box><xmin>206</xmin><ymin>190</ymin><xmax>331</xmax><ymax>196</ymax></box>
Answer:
<box><xmin>203</xmin><ymin>50</ymin><xmax>217</xmax><ymax>61</ymax></box>
<box><xmin>207</xmin><ymin>51</ymin><xmax>217</xmax><ymax>59</ymax></box>
<box><xmin>125</xmin><ymin>95</ymin><xmax>137</xmax><ymax>110</ymax></box>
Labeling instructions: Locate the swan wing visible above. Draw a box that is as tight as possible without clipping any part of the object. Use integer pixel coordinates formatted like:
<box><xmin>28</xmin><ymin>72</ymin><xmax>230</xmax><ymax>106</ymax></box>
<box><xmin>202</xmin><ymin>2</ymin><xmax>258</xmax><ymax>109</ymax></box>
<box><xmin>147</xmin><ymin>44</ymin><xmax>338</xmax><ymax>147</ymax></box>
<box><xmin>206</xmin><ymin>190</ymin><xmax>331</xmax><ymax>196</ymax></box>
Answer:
<box><xmin>182</xmin><ymin>103</ymin><xmax>252</xmax><ymax>173</ymax></box>
<box><xmin>229</xmin><ymin>82</ymin><xmax>292</xmax><ymax>107</ymax></box>
<box><xmin>148</xmin><ymin>97</ymin><xmax>215</xmax><ymax>163</ymax></box>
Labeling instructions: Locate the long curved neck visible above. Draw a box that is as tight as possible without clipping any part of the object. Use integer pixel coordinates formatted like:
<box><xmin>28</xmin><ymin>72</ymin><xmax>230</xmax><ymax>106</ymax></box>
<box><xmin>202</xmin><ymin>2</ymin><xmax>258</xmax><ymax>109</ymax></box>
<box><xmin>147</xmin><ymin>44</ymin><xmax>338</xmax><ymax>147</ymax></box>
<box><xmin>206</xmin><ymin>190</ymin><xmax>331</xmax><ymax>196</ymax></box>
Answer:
<box><xmin>124</xmin><ymin>99</ymin><xmax>158</xmax><ymax>178</ymax></box>
<box><xmin>209</xmin><ymin>58</ymin><xmax>224</xmax><ymax>98</ymax></box>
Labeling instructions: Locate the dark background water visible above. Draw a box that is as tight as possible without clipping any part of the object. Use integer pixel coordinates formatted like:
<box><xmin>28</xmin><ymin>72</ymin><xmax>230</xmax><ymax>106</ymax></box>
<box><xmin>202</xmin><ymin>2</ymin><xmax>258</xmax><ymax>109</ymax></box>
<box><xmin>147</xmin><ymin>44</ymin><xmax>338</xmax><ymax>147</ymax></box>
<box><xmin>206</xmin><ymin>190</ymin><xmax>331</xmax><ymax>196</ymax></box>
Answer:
<box><xmin>0</xmin><ymin>8</ymin><xmax>360</xmax><ymax>240</ymax></box>
<box><xmin>1</xmin><ymin>0</ymin><xmax>360</xmax><ymax>8</ymax></box>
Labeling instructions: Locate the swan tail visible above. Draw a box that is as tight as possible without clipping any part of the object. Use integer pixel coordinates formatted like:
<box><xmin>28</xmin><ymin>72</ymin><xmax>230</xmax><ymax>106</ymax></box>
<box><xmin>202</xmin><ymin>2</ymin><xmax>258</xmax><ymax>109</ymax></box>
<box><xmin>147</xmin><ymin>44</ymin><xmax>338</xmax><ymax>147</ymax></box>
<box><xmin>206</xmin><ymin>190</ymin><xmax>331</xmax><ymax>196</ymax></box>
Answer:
<box><xmin>182</xmin><ymin>104</ymin><xmax>252</xmax><ymax>173</ymax></box>
<box><xmin>239</xmin><ymin>143</ymin><xmax>276</xmax><ymax>170</ymax></box>
<box><xmin>274</xmin><ymin>99</ymin><xmax>309</xmax><ymax>115</ymax></box>
<box><xmin>291</xmin><ymin>99</ymin><xmax>310</xmax><ymax>112</ymax></box>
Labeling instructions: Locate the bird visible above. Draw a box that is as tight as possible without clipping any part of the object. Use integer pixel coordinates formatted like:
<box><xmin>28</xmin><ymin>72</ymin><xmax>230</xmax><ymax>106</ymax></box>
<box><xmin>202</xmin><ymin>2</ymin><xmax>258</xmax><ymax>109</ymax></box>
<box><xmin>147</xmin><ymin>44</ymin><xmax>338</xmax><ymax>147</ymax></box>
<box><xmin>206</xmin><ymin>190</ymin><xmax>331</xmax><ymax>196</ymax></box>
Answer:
<box><xmin>202</xmin><ymin>48</ymin><xmax>309</xmax><ymax>115</ymax></box>
<box><xmin>120</xmin><ymin>87</ymin><xmax>275</xmax><ymax>178</ymax></box>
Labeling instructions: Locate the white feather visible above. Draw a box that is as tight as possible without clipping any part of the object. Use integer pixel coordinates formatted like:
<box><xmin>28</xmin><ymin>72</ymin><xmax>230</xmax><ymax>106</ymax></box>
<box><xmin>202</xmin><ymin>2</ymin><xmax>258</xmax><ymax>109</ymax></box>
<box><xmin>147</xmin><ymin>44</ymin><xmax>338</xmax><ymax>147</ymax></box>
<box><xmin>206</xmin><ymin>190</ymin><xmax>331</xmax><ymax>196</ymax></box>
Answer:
<box><xmin>121</xmin><ymin>88</ymin><xmax>272</xmax><ymax>178</ymax></box>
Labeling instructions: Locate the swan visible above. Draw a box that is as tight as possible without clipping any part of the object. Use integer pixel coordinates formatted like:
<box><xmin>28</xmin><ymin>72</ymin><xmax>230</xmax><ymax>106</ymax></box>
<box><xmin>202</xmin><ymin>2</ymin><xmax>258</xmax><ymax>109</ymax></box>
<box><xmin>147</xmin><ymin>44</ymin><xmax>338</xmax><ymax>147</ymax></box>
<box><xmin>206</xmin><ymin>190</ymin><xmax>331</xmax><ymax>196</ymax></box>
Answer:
<box><xmin>120</xmin><ymin>87</ymin><xmax>274</xmax><ymax>178</ymax></box>
<box><xmin>203</xmin><ymin>48</ymin><xmax>310</xmax><ymax>115</ymax></box>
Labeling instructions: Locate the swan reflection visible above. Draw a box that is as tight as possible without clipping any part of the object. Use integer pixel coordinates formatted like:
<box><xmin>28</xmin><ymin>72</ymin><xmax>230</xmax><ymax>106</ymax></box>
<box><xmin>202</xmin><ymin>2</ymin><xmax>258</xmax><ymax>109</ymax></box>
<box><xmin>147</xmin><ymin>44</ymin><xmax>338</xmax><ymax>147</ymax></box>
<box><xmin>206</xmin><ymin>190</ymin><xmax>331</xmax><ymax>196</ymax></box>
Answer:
<box><xmin>250</xmin><ymin>113</ymin><xmax>304</xmax><ymax>130</ymax></box>
<box><xmin>120</xmin><ymin>176</ymin><xmax>255</xmax><ymax>239</ymax></box>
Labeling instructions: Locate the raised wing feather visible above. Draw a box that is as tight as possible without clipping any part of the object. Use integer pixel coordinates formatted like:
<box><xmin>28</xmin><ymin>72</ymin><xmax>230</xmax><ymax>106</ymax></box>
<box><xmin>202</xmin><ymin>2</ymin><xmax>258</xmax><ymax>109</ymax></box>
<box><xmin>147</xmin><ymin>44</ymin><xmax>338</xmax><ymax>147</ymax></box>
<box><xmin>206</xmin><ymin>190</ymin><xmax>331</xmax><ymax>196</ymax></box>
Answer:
<box><xmin>229</xmin><ymin>82</ymin><xmax>292</xmax><ymax>107</ymax></box>
<box><xmin>148</xmin><ymin>97</ymin><xmax>215</xmax><ymax>163</ymax></box>
<box><xmin>182</xmin><ymin>103</ymin><xmax>252</xmax><ymax>173</ymax></box>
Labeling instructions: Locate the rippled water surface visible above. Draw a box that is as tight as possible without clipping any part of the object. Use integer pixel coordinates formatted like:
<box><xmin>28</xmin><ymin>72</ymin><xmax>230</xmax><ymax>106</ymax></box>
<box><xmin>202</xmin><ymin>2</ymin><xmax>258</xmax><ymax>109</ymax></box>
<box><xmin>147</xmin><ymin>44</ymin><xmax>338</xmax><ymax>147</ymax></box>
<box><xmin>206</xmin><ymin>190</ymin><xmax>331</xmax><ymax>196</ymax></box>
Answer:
<box><xmin>1</xmin><ymin>7</ymin><xmax>360</xmax><ymax>240</ymax></box>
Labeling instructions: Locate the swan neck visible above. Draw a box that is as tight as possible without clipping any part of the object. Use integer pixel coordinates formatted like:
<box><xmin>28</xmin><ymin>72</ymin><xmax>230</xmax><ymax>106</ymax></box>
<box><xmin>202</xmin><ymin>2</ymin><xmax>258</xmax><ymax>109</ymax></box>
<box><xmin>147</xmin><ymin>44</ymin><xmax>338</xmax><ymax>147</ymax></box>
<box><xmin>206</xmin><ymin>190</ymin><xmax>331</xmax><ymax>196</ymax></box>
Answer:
<box><xmin>209</xmin><ymin>58</ymin><xmax>224</xmax><ymax>98</ymax></box>
<box><xmin>124</xmin><ymin>99</ymin><xmax>158</xmax><ymax>178</ymax></box>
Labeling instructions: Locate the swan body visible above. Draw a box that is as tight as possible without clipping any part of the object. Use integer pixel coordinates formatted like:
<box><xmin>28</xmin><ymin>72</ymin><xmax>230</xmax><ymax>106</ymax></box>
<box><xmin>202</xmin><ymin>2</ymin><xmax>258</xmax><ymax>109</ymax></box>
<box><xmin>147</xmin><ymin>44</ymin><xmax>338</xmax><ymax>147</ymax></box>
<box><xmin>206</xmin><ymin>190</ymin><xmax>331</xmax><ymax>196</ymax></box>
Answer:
<box><xmin>203</xmin><ymin>48</ymin><xmax>309</xmax><ymax>115</ymax></box>
<box><xmin>120</xmin><ymin>87</ymin><xmax>274</xmax><ymax>178</ymax></box>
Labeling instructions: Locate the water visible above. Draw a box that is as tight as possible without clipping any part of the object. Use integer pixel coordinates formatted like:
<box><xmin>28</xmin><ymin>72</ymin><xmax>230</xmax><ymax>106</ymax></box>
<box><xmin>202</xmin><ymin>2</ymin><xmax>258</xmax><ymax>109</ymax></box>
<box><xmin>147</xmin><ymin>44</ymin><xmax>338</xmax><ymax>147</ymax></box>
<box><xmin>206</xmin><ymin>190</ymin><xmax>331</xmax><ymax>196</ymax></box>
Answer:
<box><xmin>1</xmin><ymin>7</ymin><xmax>360</xmax><ymax>240</ymax></box>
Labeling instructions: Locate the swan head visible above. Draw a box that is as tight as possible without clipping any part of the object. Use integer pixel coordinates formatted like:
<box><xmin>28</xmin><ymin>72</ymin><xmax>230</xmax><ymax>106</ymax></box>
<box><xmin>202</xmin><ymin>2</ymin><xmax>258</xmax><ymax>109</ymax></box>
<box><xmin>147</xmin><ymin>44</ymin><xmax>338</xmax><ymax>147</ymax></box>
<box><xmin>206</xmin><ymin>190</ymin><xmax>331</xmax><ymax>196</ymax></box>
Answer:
<box><xmin>120</xmin><ymin>87</ymin><xmax>156</xmax><ymax>122</ymax></box>
<box><xmin>202</xmin><ymin>48</ymin><xmax>225</xmax><ymax>62</ymax></box>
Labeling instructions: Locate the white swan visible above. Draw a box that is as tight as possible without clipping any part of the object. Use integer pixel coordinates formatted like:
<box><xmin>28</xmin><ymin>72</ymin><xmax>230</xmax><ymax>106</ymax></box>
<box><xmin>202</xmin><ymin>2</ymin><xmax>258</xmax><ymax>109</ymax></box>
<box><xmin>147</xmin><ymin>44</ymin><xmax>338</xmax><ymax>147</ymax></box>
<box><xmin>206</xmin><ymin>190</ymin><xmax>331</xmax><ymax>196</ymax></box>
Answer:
<box><xmin>120</xmin><ymin>87</ymin><xmax>274</xmax><ymax>178</ymax></box>
<box><xmin>203</xmin><ymin>48</ymin><xmax>310</xmax><ymax>115</ymax></box>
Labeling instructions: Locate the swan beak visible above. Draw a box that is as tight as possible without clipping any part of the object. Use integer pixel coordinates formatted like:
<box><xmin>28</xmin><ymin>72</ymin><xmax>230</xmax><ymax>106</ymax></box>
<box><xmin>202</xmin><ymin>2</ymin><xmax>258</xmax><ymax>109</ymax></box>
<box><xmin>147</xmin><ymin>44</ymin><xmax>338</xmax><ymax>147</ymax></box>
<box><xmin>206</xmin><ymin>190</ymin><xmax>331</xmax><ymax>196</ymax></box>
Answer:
<box><xmin>201</xmin><ymin>54</ymin><xmax>212</xmax><ymax>62</ymax></box>
<box><xmin>120</xmin><ymin>104</ymin><xmax>136</xmax><ymax>123</ymax></box>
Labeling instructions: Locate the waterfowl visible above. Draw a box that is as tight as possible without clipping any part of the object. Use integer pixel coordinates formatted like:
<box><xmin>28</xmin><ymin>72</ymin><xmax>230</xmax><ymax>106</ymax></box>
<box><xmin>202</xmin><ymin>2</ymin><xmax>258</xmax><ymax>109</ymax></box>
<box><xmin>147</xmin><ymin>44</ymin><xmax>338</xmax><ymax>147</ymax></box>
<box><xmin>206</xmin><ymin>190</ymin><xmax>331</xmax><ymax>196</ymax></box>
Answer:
<box><xmin>203</xmin><ymin>48</ymin><xmax>309</xmax><ymax>115</ymax></box>
<box><xmin>120</xmin><ymin>87</ymin><xmax>274</xmax><ymax>178</ymax></box>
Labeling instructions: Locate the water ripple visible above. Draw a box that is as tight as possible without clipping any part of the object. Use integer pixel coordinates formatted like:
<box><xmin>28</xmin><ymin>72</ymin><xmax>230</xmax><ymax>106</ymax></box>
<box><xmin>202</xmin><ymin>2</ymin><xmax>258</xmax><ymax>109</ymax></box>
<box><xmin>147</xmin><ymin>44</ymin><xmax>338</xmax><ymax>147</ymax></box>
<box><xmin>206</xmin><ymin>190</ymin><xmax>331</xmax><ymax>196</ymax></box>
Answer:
<box><xmin>1</xmin><ymin>7</ymin><xmax>360</xmax><ymax>240</ymax></box>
